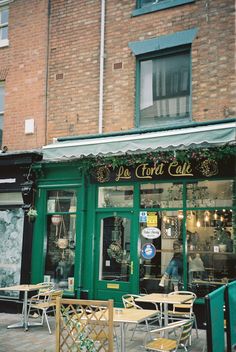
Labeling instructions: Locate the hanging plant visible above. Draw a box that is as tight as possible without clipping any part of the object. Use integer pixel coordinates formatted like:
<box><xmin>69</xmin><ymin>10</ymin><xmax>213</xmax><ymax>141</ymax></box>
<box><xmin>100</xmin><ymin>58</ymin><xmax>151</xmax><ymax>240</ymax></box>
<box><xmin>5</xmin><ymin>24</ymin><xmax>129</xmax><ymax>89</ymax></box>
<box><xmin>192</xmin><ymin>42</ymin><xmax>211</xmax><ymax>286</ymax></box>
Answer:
<box><xmin>27</xmin><ymin>207</ymin><xmax>38</xmax><ymax>223</ymax></box>
<box><xmin>76</xmin><ymin>144</ymin><xmax>236</xmax><ymax>175</ymax></box>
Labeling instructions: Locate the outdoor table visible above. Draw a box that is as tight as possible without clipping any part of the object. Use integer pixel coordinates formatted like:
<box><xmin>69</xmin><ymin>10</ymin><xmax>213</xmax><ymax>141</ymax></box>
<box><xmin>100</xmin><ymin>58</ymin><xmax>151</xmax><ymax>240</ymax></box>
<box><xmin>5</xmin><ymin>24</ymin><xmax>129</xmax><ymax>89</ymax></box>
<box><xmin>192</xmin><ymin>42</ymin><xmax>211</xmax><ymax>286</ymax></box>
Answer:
<box><xmin>0</xmin><ymin>283</ymin><xmax>51</xmax><ymax>331</ymax></box>
<box><xmin>114</xmin><ymin>308</ymin><xmax>157</xmax><ymax>352</ymax></box>
<box><xmin>136</xmin><ymin>293</ymin><xmax>192</xmax><ymax>336</ymax></box>
<box><xmin>84</xmin><ymin>307</ymin><xmax>157</xmax><ymax>352</ymax></box>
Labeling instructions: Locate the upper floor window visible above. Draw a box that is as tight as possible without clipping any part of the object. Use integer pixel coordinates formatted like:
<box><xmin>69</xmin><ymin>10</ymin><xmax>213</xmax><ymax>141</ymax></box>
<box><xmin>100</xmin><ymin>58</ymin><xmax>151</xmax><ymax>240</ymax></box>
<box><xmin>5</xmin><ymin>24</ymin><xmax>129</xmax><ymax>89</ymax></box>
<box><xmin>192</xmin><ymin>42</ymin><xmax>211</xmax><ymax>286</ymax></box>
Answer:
<box><xmin>139</xmin><ymin>0</ymin><xmax>165</xmax><ymax>7</ymax></box>
<box><xmin>134</xmin><ymin>0</ymin><xmax>195</xmax><ymax>15</ymax></box>
<box><xmin>0</xmin><ymin>81</ymin><xmax>4</xmax><ymax>147</ymax></box>
<box><xmin>0</xmin><ymin>5</ymin><xmax>8</xmax><ymax>47</ymax></box>
<box><xmin>139</xmin><ymin>50</ymin><xmax>191</xmax><ymax>128</ymax></box>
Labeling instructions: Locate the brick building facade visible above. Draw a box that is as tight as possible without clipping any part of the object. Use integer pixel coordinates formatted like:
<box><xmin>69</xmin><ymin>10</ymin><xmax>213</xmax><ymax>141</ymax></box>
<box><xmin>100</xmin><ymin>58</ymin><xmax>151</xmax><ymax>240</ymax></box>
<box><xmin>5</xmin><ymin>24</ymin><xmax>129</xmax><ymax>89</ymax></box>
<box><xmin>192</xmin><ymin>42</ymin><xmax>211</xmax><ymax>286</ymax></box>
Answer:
<box><xmin>47</xmin><ymin>0</ymin><xmax>235</xmax><ymax>142</ymax></box>
<box><xmin>0</xmin><ymin>0</ymin><xmax>48</xmax><ymax>151</ymax></box>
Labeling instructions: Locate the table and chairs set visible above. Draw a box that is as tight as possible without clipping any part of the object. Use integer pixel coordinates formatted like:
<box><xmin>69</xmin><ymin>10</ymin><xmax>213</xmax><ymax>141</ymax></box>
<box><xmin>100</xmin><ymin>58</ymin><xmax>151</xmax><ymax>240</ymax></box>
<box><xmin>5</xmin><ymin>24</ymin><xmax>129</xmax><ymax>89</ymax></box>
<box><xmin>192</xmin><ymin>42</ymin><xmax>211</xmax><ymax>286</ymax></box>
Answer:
<box><xmin>0</xmin><ymin>282</ymin><xmax>62</xmax><ymax>334</ymax></box>
<box><xmin>0</xmin><ymin>284</ymin><xmax>197</xmax><ymax>351</ymax></box>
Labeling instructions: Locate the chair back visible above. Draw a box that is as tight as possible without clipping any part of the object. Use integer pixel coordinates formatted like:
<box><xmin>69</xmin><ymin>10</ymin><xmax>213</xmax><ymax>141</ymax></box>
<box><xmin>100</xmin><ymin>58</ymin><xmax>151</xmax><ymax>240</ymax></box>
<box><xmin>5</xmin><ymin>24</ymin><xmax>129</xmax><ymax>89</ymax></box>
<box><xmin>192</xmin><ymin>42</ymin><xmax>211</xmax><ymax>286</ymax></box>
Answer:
<box><xmin>122</xmin><ymin>294</ymin><xmax>142</xmax><ymax>309</ymax></box>
<box><xmin>170</xmin><ymin>291</ymin><xmax>196</xmax><ymax>315</ymax></box>
<box><xmin>178</xmin><ymin>319</ymin><xmax>194</xmax><ymax>347</ymax></box>
<box><xmin>48</xmin><ymin>289</ymin><xmax>63</xmax><ymax>305</ymax></box>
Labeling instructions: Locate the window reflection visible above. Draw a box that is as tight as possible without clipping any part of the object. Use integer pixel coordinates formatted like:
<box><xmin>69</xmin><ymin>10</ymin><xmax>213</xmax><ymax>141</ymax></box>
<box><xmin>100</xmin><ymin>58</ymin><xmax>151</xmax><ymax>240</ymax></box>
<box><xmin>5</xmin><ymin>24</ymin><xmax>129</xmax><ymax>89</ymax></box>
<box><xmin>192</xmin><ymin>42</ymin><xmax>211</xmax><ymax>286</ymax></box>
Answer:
<box><xmin>140</xmin><ymin>183</ymin><xmax>183</xmax><ymax>208</ymax></box>
<box><xmin>187</xmin><ymin>180</ymin><xmax>233</xmax><ymax>207</ymax></box>
<box><xmin>186</xmin><ymin>209</ymin><xmax>236</xmax><ymax>296</ymax></box>
<box><xmin>99</xmin><ymin>216</ymin><xmax>131</xmax><ymax>281</ymax></box>
<box><xmin>98</xmin><ymin>186</ymin><xmax>133</xmax><ymax>208</ymax></box>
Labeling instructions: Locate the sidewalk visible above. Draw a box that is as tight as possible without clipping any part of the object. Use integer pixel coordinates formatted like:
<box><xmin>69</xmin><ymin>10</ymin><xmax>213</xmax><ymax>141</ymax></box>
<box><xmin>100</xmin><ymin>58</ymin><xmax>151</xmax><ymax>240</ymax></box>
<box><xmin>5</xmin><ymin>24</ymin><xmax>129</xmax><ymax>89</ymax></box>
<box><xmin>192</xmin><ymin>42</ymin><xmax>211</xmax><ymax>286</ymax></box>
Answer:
<box><xmin>0</xmin><ymin>313</ymin><xmax>206</xmax><ymax>351</ymax></box>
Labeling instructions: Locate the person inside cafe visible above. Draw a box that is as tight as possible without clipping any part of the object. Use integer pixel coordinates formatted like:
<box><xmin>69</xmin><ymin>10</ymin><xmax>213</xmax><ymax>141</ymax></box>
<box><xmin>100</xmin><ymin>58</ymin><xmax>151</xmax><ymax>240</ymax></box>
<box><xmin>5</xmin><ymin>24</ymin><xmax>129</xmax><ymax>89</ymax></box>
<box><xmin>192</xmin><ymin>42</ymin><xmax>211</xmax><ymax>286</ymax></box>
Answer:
<box><xmin>159</xmin><ymin>240</ymin><xmax>183</xmax><ymax>291</ymax></box>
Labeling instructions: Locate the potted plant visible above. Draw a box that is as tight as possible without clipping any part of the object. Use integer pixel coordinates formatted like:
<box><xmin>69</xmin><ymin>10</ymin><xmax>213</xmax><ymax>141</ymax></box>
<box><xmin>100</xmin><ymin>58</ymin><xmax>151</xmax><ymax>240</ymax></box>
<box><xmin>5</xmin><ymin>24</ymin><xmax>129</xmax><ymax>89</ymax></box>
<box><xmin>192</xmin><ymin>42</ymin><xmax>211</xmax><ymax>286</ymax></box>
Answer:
<box><xmin>27</xmin><ymin>207</ymin><xmax>38</xmax><ymax>223</ymax></box>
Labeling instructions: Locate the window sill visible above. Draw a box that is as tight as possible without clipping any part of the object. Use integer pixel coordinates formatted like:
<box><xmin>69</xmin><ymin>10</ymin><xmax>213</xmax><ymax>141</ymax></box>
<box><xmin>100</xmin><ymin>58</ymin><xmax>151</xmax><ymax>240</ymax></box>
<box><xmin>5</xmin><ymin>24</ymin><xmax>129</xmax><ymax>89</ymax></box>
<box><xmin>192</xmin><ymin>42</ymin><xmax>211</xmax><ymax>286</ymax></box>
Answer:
<box><xmin>132</xmin><ymin>0</ymin><xmax>195</xmax><ymax>17</ymax></box>
<box><xmin>0</xmin><ymin>39</ymin><xmax>9</xmax><ymax>48</ymax></box>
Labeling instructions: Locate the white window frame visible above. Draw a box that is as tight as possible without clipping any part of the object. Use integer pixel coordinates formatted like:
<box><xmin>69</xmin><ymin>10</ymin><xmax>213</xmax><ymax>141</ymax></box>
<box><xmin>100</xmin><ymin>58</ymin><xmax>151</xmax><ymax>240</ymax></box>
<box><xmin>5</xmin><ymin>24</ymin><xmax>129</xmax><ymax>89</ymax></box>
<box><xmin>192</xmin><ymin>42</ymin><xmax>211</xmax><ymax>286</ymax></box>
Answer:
<box><xmin>0</xmin><ymin>3</ymin><xmax>9</xmax><ymax>48</ymax></box>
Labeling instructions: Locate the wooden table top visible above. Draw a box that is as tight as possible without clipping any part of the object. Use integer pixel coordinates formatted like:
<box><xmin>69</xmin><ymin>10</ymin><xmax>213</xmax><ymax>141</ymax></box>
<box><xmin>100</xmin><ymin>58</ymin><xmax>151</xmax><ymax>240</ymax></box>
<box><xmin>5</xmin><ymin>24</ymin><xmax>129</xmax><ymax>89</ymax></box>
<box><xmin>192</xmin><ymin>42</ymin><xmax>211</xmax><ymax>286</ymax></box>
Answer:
<box><xmin>136</xmin><ymin>293</ymin><xmax>192</xmax><ymax>304</ymax></box>
<box><xmin>113</xmin><ymin>308</ymin><xmax>158</xmax><ymax>324</ymax></box>
<box><xmin>0</xmin><ymin>284</ymin><xmax>50</xmax><ymax>292</ymax></box>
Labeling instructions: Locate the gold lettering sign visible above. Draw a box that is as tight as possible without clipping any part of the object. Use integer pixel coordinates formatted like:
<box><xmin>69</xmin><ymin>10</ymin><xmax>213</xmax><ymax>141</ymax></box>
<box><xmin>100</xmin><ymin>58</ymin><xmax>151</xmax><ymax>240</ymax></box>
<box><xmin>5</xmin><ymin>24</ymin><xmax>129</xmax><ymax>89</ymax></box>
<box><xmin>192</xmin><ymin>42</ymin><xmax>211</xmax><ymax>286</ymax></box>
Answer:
<box><xmin>93</xmin><ymin>159</ymin><xmax>221</xmax><ymax>184</ymax></box>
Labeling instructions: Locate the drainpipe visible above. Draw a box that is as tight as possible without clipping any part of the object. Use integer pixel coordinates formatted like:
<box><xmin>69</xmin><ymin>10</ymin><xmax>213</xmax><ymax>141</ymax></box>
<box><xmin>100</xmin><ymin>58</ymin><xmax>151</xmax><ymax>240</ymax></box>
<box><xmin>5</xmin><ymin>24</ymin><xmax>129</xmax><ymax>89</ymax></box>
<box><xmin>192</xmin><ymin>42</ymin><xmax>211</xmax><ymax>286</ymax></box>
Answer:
<box><xmin>98</xmin><ymin>0</ymin><xmax>105</xmax><ymax>134</ymax></box>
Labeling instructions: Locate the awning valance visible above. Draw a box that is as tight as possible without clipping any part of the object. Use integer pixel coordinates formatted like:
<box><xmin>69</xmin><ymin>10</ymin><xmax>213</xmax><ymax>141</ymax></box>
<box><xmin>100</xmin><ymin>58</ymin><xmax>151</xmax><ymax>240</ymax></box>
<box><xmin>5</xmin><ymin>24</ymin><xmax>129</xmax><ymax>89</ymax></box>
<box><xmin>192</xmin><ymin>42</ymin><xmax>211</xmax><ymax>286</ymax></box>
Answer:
<box><xmin>42</xmin><ymin>122</ymin><xmax>236</xmax><ymax>162</ymax></box>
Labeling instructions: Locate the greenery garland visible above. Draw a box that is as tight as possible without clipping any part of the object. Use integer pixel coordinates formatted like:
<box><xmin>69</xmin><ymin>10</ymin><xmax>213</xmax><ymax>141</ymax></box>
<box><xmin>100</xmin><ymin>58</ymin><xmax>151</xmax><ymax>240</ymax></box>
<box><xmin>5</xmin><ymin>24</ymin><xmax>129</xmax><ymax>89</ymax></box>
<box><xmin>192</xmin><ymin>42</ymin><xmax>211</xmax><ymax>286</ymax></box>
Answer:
<box><xmin>78</xmin><ymin>144</ymin><xmax>236</xmax><ymax>173</ymax></box>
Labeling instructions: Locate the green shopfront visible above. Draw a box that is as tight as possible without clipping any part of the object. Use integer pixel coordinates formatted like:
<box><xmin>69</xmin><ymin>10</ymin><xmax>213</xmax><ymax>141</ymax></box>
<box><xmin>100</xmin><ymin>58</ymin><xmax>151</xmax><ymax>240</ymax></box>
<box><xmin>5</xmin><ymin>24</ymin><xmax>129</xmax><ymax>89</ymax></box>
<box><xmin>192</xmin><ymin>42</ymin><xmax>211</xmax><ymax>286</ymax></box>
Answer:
<box><xmin>31</xmin><ymin>121</ymin><xmax>236</xmax><ymax>310</ymax></box>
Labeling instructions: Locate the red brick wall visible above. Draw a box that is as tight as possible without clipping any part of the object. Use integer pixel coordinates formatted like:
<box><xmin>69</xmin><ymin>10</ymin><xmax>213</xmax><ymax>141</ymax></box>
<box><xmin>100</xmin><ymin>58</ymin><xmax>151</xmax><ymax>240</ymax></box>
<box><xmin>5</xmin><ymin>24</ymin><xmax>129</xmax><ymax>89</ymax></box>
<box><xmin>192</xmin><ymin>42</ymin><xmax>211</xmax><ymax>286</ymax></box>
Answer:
<box><xmin>47</xmin><ymin>0</ymin><xmax>235</xmax><ymax>142</ymax></box>
<box><xmin>0</xmin><ymin>0</ymin><xmax>48</xmax><ymax>151</ymax></box>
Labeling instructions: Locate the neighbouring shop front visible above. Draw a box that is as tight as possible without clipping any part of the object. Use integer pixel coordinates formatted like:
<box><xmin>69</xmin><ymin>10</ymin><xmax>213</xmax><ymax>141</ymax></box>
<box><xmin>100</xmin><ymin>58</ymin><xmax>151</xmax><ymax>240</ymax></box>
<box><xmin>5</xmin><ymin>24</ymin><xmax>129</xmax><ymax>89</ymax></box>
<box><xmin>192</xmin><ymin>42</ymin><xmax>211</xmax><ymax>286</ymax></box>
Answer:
<box><xmin>31</xmin><ymin>120</ymin><xmax>236</xmax><ymax>311</ymax></box>
<box><xmin>0</xmin><ymin>151</ymin><xmax>42</xmax><ymax>312</ymax></box>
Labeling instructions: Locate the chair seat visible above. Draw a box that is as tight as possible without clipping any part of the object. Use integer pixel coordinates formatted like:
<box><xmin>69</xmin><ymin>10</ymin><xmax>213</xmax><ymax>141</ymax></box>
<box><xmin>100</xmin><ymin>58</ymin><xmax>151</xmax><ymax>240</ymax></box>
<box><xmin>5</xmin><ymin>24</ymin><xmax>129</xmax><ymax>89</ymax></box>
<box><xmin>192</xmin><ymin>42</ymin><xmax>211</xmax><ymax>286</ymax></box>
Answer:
<box><xmin>146</xmin><ymin>337</ymin><xmax>177</xmax><ymax>351</ymax></box>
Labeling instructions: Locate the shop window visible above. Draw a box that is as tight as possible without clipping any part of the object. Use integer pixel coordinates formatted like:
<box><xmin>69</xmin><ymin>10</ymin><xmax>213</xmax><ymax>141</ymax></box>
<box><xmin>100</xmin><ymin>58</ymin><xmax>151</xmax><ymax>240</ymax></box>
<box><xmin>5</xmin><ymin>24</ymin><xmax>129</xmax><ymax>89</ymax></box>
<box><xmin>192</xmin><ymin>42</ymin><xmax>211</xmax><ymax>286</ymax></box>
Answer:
<box><xmin>133</xmin><ymin>1</ymin><xmax>195</xmax><ymax>17</ymax></box>
<box><xmin>0</xmin><ymin>206</ymin><xmax>24</xmax><ymax>299</ymax></box>
<box><xmin>44</xmin><ymin>190</ymin><xmax>77</xmax><ymax>292</ymax></box>
<box><xmin>140</xmin><ymin>183</ymin><xmax>183</xmax><ymax>208</ymax></box>
<box><xmin>186</xmin><ymin>209</ymin><xmax>236</xmax><ymax>297</ymax></box>
<box><xmin>0</xmin><ymin>81</ymin><xmax>4</xmax><ymax>147</ymax></box>
<box><xmin>99</xmin><ymin>216</ymin><xmax>131</xmax><ymax>282</ymax></box>
<box><xmin>139</xmin><ymin>50</ymin><xmax>191</xmax><ymax>128</ymax></box>
<box><xmin>98</xmin><ymin>186</ymin><xmax>133</xmax><ymax>208</ymax></box>
<box><xmin>139</xmin><ymin>210</ymin><xmax>184</xmax><ymax>294</ymax></box>
<box><xmin>187</xmin><ymin>180</ymin><xmax>234</xmax><ymax>208</ymax></box>
<box><xmin>0</xmin><ymin>5</ymin><xmax>8</xmax><ymax>47</ymax></box>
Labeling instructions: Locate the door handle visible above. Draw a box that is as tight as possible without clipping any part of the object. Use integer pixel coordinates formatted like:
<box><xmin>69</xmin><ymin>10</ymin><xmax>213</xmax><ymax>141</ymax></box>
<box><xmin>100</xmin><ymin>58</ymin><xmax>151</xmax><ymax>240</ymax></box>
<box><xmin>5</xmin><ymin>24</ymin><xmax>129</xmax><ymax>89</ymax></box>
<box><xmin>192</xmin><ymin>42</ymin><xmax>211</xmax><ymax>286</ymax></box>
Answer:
<box><xmin>130</xmin><ymin>261</ymin><xmax>134</xmax><ymax>275</ymax></box>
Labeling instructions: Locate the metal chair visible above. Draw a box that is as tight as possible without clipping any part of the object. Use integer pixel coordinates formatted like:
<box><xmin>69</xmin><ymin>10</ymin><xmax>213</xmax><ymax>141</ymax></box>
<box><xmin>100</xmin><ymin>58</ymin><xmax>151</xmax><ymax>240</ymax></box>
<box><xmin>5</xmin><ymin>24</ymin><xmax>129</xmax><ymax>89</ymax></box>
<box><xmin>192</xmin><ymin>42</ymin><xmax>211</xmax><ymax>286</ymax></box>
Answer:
<box><xmin>27</xmin><ymin>289</ymin><xmax>63</xmax><ymax>334</ymax></box>
<box><xmin>144</xmin><ymin>319</ymin><xmax>194</xmax><ymax>351</ymax></box>
<box><xmin>122</xmin><ymin>294</ymin><xmax>162</xmax><ymax>339</ymax></box>
<box><xmin>168</xmin><ymin>291</ymin><xmax>198</xmax><ymax>338</ymax></box>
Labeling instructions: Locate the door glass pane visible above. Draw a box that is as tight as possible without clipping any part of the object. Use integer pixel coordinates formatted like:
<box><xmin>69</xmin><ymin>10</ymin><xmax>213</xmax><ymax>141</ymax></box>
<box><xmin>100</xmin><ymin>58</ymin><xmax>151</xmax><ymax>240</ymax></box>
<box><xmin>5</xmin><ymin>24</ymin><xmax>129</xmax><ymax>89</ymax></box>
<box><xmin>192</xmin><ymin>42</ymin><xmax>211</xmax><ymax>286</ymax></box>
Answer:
<box><xmin>139</xmin><ymin>210</ymin><xmax>183</xmax><ymax>294</ymax></box>
<box><xmin>187</xmin><ymin>180</ymin><xmax>234</xmax><ymax>208</ymax></box>
<box><xmin>186</xmin><ymin>209</ymin><xmax>236</xmax><ymax>297</ymax></box>
<box><xmin>45</xmin><ymin>190</ymin><xmax>77</xmax><ymax>291</ymax></box>
<box><xmin>98</xmin><ymin>186</ymin><xmax>133</xmax><ymax>208</ymax></box>
<box><xmin>99</xmin><ymin>216</ymin><xmax>131</xmax><ymax>282</ymax></box>
<box><xmin>0</xmin><ymin>208</ymin><xmax>24</xmax><ymax>298</ymax></box>
<box><xmin>140</xmin><ymin>183</ymin><xmax>183</xmax><ymax>208</ymax></box>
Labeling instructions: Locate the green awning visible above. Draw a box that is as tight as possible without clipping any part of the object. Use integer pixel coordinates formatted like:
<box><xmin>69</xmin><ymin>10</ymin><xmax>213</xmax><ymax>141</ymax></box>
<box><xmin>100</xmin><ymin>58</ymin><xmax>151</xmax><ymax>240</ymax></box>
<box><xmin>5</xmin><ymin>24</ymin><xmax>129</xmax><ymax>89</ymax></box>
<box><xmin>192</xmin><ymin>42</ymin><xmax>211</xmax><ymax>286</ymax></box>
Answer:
<box><xmin>42</xmin><ymin>122</ymin><xmax>236</xmax><ymax>161</ymax></box>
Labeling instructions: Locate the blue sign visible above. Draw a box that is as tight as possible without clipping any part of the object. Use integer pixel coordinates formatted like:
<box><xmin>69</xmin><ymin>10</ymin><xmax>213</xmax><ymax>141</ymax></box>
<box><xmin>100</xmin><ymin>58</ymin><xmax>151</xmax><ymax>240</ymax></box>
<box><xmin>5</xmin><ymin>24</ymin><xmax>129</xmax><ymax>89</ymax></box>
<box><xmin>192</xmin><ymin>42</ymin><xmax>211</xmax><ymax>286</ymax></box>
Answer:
<box><xmin>141</xmin><ymin>243</ymin><xmax>156</xmax><ymax>260</ymax></box>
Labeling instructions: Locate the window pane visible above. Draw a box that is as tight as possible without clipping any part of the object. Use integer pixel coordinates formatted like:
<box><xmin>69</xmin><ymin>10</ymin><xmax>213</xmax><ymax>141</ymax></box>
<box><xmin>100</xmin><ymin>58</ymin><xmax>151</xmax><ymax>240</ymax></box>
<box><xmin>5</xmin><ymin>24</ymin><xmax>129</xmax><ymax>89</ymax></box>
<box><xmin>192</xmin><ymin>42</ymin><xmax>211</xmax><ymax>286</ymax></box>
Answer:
<box><xmin>1</xmin><ymin>8</ymin><xmax>9</xmax><ymax>24</ymax></box>
<box><xmin>0</xmin><ymin>208</ymin><xmax>24</xmax><ymax>299</ymax></box>
<box><xmin>99</xmin><ymin>216</ymin><xmax>131</xmax><ymax>281</ymax></box>
<box><xmin>98</xmin><ymin>186</ymin><xmax>133</xmax><ymax>208</ymax></box>
<box><xmin>139</xmin><ymin>210</ymin><xmax>184</xmax><ymax>294</ymax></box>
<box><xmin>0</xmin><ymin>83</ymin><xmax>4</xmax><ymax>112</ymax></box>
<box><xmin>2</xmin><ymin>26</ymin><xmax>8</xmax><ymax>40</ymax></box>
<box><xmin>47</xmin><ymin>190</ymin><xmax>77</xmax><ymax>213</ymax></box>
<box><xmin>45</xmin><ymin>213</ymin><xmax>76</xmax><ymax>290</ymax></box>
<box><xmin>140</xmin><ymin>52</ymin><xmax>190</xmax><ymax>127</ymax></box>
<box><xmin>187</xmin><ymin>180</ymin><xmax>234</xmax><ymax>208</ymax></box>
<box><xmin>187</xmin><ymin>209</ymin><xmax>236</xmax><ymax>297</ymax></box>
<box><xmin>140</xmin><ymin>183</ymin><xmax>183</xmax><ymax>208</ymax></box>
<box><xmin>140</xmin><ymin>0</ymin><xmax>164</xmax><ymax>7</ymax></box>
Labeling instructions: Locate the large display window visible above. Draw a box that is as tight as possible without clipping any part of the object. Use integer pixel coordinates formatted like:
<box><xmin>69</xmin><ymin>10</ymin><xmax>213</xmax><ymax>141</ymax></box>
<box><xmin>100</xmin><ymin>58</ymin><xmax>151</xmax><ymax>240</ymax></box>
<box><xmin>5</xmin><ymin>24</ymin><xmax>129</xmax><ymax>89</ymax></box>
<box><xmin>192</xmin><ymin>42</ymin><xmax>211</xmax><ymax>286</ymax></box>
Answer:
<box><xmin>44</xmin><ymin>190</ymin><xmax>77</xmax><ymax>291</ymax></box>
<box><xmin>137</xmin><ymin>180</ymin><xmax>235</xmax><ymax>296</ymax></box>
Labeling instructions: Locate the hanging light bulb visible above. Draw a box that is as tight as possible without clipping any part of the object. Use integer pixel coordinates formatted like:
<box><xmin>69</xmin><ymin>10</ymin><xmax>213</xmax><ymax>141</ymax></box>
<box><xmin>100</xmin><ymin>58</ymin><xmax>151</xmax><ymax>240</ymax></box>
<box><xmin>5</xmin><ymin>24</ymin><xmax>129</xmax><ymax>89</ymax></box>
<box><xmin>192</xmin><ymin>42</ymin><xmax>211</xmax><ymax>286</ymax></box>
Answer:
<box><xmin>178</xmin><ymin>210</ymin><xmax>184</xmax><ymax>219</ymax></box>
<box><xmin>204</xmin><ymin>211</ymin><xmax>210</xmax><ymax>222</ymax></box>
<box><xmin>214</xmin><ymin>211</ymin><xmax>217</xmax><ymax>220</ymax></box>
<box><xmin>220</xmin><ymin>215</ymin><xmax>224</xmax><ymax>222</ymax></box>
<box><xmin>163</xmin><ymin>215</ymin><xmax>167</xmax><ymax>223</ymax></box>
<box><xmin>196</xmin><ymin>219</ymin><xmax>201</xmax><ymax>228</ymax></box>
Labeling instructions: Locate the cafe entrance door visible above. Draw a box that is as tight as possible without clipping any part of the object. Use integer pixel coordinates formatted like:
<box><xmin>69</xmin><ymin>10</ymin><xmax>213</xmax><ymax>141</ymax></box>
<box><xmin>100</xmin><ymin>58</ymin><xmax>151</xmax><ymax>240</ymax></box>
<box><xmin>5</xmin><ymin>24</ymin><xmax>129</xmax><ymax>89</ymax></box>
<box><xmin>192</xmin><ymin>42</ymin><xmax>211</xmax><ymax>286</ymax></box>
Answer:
<box><xmin>94</xmin><ymin>212</ymin><xmax>137</xmax><ymax>305</ymax></box>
